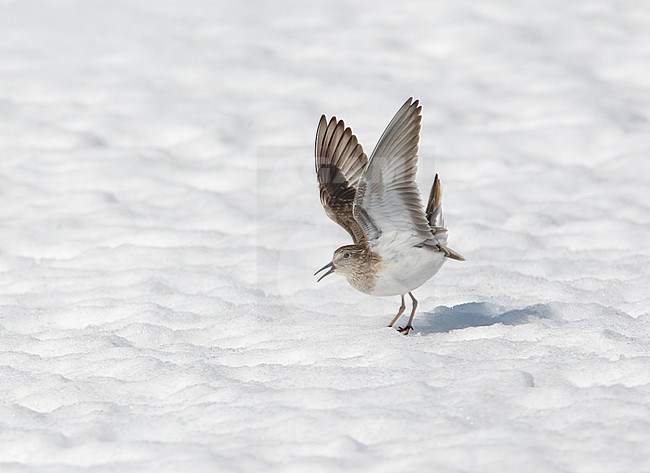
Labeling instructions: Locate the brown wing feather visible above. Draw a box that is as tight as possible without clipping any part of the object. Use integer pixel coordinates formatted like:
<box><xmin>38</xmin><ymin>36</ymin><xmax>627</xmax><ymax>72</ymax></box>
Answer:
<box><xmin>315</xmin><ymin>115</ymin><xmax>368</xmax><ymax>244</ymax></box>
<box><xmin>426</xmin><ymin>173</ymin><xmax>444</xmax><ymax>228</ymax></box>
<box><xmin>426</xmin><ymin>173</ymin><xmax>465</xmax><ymax>261</ymax></box>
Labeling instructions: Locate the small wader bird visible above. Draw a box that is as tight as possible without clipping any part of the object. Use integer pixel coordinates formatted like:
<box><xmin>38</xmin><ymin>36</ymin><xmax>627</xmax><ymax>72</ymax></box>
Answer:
<box><xmin>314</xmin><ymin>98</ymin><xmax>464</xmax><ymax>335</ymax></box>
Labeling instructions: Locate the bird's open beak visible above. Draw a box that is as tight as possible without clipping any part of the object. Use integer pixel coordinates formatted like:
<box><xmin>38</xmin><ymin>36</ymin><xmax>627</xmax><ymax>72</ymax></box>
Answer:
<box><xmin>314</xmin><ymin>262</ymin><xmax>335</xmax><ymax>282</ymax></box>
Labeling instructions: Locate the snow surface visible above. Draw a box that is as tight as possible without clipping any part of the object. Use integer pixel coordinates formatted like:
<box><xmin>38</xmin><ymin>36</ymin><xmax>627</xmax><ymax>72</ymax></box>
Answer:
<box><xmin>1</xmin><ymin>0</ymin><xmax>649</xmax><ymax>472</ymax></box>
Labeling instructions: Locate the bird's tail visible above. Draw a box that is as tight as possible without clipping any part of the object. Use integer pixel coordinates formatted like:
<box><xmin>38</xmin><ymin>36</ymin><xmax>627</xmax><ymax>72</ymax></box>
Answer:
<box><xmin>439</xmin><ymin>244</ymin><xmax>465</xmax><ymax>261</ymax></box>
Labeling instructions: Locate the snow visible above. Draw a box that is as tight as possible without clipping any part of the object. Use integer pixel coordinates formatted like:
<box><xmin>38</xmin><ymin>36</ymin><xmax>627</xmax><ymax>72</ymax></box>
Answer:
<box><xmin>1</xmin><ymin>0</ymin><xmax>649</xmax><ymax>471</ymax></box>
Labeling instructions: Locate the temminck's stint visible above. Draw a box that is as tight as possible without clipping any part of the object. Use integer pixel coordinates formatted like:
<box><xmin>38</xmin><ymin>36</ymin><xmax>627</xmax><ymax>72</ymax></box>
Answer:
<box><xmin>314</xmin><ymin>98</ymin><xmax>464</xmax><ymax>335</ymax></box>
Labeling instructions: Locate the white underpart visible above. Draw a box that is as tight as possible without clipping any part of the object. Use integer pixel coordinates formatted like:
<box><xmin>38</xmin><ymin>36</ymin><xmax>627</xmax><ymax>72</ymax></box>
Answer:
<box><xmin>371</xmin><ymin>237</ymin><xmax>447</xmax><ymax>296</ymax></box>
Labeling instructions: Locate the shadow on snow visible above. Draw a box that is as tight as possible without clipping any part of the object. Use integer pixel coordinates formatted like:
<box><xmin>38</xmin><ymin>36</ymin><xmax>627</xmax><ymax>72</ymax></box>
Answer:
<box><xmin>416</xmin><ymin>302</ymin><xmax>552</xmax><ymax>334</ymax></box>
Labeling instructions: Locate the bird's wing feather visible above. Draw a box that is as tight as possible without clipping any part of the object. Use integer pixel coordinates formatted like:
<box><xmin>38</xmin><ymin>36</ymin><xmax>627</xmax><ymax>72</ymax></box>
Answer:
<box><xmin>426</xmin><ymin>174</ymin><xmax>466</xmax><ymax>261</ymax></box>
<box><xmin>353</xmin><ymin>98</ymin><xmax>435</xmax><ymax>248</ymax></box>
<box><xmin>426</xmin><ymin>173</ymin><xmax>448</xmax><ymax>243</ymax></box>
<box><xmin>315</xmin><ymin>115</ymin><xmax>368</xmax><ymax>244</ymax></box>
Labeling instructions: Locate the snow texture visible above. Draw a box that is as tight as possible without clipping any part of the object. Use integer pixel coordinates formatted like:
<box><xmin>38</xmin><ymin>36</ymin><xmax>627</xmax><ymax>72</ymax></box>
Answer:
<box><xmin>1</xmin><ymin>1</ymin><xmax>649</xmax><ymax>472</ymax></box>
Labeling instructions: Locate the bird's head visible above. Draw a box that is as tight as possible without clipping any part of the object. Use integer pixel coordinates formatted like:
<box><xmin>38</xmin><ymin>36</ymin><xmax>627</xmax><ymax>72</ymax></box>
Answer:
<box><xmin>314</xmin><ymin>245</ymin><xmax>365</xmax><ymax>281</ymax></box>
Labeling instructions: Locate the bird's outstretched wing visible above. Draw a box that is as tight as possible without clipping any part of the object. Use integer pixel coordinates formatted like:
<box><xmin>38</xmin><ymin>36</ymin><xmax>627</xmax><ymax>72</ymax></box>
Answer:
<box><xmin>353</xmin><ymin>98</ymin><xmax>435</xmax><ymax>248</ymax></box>
<box><xmin>315</xmin><ymin>115</ymin><xmax>368</xmax><ymax>244</ymax></box>
<box><xmin>426</xmin><ymin>173</ymin><xmax>447</xmax><ymax>242</ymax></box>
<box><xmin>426</xmin><ymin>174</ymin><xmax>465</xmax><ymax>260</ymax></box>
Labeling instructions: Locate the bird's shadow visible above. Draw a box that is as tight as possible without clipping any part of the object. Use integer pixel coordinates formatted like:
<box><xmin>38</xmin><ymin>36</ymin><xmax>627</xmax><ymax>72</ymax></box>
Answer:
<box><xmin>416</xmin><ymin>302</ymin><xmax>552</xmax><ymax>334</ymax></box>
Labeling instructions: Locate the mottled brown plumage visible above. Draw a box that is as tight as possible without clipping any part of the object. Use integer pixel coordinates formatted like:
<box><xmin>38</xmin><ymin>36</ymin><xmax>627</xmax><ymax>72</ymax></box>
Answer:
<box><xmin>315</xmin><ymin>116</ymin><xmax>368</xmax><ymax>244</ymax></box>
<box><xmin>330</xmin><ymin>245</ymin><xmax>382</xmax><ymax>294</ymax></box>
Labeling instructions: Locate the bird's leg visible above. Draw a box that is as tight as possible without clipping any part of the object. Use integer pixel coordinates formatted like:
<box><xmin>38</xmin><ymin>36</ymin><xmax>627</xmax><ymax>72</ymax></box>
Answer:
<box><xmin>398</xmin><ymin>292</ymin><xmax>418</xmax><ymax>335</ymax></box>
<box><xmin>387</xmin><ymin>294</ymin><xmax>406</xmax><ymax>327</ymax></box>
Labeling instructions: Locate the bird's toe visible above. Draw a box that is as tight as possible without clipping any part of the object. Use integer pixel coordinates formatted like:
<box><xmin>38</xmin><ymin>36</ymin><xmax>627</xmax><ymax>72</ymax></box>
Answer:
<box><xmin>397</xmin><ymin>325</ymin><xmax>413</xmax><ymax>335</ymax></box>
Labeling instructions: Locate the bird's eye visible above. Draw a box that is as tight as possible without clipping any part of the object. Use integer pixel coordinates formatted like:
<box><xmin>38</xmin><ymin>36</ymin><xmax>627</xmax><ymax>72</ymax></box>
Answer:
<box><xmin>343</xmin><ymin>252</ymin><xmax>350</xmax><ymax>259</ymax></box>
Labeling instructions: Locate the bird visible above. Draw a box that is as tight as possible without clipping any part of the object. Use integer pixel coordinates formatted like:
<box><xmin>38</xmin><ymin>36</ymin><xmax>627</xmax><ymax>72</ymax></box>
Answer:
<box><xmin>314</xmin><ymin>97</ymin><xmax>464</xmax><ymax>335</ymax></box>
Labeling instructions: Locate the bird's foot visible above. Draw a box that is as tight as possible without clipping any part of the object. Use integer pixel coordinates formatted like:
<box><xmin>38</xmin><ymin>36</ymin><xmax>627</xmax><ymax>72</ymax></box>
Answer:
<box><xmin>397</xmin><ymin>325</ymin><xmax>413</xmax><ymax>335</ymax></box>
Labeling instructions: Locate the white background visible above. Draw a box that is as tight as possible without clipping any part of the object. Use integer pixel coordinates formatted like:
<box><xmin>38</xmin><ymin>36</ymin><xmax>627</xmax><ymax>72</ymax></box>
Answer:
<box><xmin>1</xmin><ymin>1</ymin><xmax>649</xmax><ymax>471</ymax></box>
